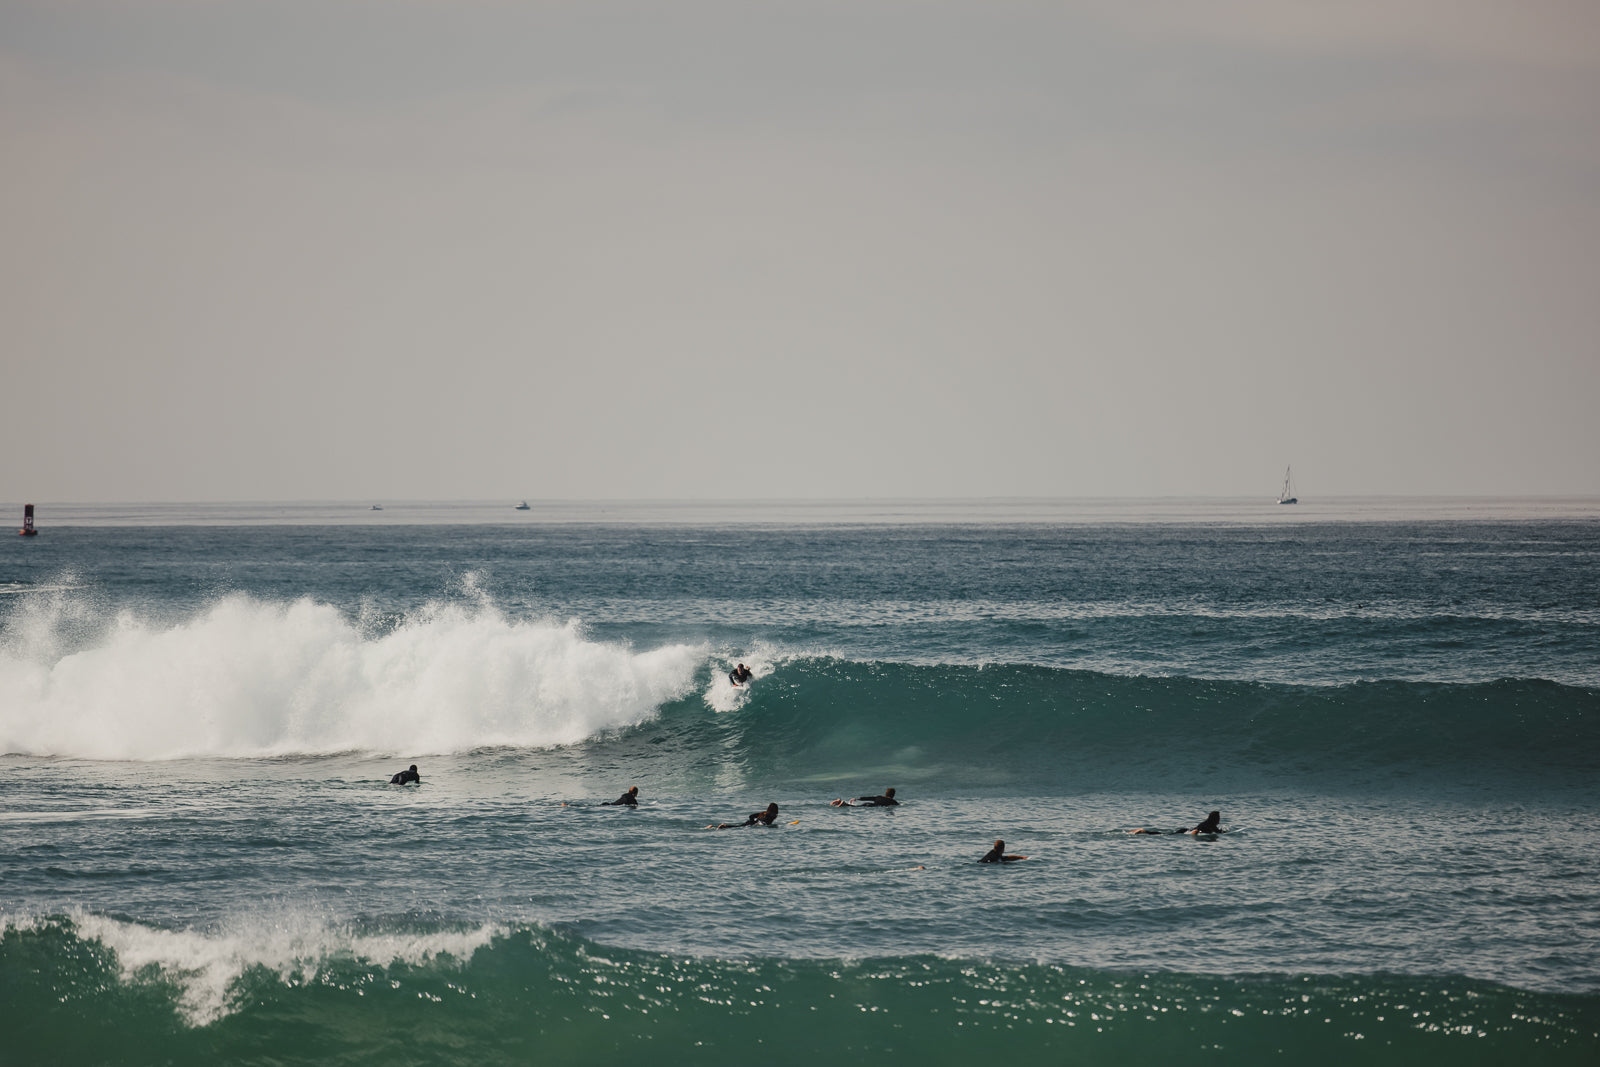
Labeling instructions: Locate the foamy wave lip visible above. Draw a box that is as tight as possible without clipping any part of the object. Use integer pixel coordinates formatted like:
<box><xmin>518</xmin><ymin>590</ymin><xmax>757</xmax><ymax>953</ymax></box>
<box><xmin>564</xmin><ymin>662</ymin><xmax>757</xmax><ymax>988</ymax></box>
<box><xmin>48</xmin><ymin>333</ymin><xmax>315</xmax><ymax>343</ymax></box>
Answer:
<box><xmin>703</xmin><ymin>641</ymin><xmax>792</xmax><ymax>713</ymax></box>
<box><xmin>12</xmin><ymin>909</ymin><xmax>503</xmax><ymax>1027</ymax></box>
<box><xmin>0</xmin><ymin>590</ymin><xmax>705</xmax><ymax>759</ymax></box>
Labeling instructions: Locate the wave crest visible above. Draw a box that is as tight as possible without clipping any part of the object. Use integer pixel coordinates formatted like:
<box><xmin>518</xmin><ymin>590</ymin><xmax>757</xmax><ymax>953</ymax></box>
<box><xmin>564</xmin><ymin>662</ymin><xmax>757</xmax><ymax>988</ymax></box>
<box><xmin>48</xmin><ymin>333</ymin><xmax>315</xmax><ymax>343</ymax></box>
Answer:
<box><xmin>0</xmin><ymin>591</ymin><xmax>702</xmax><ymax>759</ymax></box>
<box><xmin>5</xmin><ymin>913</ymin><xmax>1596</xmax><ymax>1058</ymax></box>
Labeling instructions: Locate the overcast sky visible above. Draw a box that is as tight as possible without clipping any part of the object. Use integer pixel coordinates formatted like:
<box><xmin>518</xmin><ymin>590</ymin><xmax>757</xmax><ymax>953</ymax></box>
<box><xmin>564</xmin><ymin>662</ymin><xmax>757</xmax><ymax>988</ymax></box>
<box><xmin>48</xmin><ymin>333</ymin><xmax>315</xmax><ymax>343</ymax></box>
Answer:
<box><xmin>2</xmin><ymin>1</ymin><xmax>1596</xmax><ymax>501</ymax></box>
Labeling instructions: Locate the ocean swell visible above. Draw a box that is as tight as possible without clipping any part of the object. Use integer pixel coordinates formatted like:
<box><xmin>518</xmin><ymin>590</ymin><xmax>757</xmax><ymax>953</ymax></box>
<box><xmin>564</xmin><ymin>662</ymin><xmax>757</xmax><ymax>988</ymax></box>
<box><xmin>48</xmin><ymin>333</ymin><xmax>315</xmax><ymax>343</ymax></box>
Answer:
<box><xmin>639</xmin><ymin>659</ymin><xmax>1600</xmax><ymax>793</ymax></box>
<box><xmin>3</xmin><ymin>587</ymin><xmax>1595</xmax><ymax>790</ymax></box>
<box><xmin>3</xmin><ymin>914</ymin><xmax>1595</xmax><ymax>1064</ymax></box>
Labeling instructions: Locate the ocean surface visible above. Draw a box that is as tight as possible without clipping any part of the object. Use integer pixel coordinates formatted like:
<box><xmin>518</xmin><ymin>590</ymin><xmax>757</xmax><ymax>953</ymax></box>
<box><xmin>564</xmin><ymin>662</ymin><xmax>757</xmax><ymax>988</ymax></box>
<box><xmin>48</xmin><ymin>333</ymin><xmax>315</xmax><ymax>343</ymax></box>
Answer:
<box><xmin>2</xmin><ymin>499</ymin><xmax>1598</xmax><ymax>1064</ymax></box>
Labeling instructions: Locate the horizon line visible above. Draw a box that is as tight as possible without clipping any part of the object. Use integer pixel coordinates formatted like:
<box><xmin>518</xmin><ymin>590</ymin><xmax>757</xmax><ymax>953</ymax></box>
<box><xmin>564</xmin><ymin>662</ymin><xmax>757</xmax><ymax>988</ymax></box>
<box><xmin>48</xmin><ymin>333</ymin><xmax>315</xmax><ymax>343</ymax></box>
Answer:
<box><xmin>9</xmin><ymin>493</ymin><xmax>1600</xmax><ymax>507</ymax></box>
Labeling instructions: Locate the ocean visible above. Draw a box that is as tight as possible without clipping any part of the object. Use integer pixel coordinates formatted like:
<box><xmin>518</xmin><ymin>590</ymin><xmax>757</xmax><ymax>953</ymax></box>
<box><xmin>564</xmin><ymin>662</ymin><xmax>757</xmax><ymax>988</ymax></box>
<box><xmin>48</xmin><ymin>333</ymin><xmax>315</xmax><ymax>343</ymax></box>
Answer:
<box><xmin>2</xmin><ymin>499</ymin><xmax>1597</xmax><ymax>1064</ymax></box>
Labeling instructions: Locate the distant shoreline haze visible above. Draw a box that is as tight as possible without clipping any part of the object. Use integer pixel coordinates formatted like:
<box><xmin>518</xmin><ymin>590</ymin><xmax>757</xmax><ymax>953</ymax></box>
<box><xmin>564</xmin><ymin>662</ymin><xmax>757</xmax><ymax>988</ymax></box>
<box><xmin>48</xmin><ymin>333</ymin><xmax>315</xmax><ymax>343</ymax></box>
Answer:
<box><xmin>3</xmin><ymin>497</ymin><xmax>1599</xmax><ymax>527</ymax></box>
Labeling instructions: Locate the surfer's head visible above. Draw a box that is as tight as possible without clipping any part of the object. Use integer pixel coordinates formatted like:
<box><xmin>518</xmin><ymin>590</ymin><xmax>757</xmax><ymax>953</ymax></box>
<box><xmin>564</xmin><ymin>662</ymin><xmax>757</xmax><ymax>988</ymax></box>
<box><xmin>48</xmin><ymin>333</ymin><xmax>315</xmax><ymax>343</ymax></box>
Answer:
<box><xmin>409</xmin><ymin>765</ymin><xmax>418</xmax><ymax>773</ymax></box>
<box><xmin>993</xmin><ymin>839</ymin><xmax>1004</xmax><ymax>851</ymax></box>
<box><xmin>766</xmin><ymin>803</ymin><xmax>779</xmax><ymax>815</ymax></box>
<box><xmin>884</xmin><ymin>788</ymin><xmax>896</xmax><ymax>799</ymax></box>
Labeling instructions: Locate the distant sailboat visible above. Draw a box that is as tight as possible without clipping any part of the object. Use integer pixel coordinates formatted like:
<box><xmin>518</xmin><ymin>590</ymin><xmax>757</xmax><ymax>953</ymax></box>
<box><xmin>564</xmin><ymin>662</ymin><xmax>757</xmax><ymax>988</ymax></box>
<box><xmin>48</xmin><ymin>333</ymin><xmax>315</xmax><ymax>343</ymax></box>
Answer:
<box><xmin>1278</xmin><ymin>466</ymin><xmax>1298</xmax><ymax>505</ymax></box>
<box><xmin>513</xmin><ymin>501</ymin><xmax>530</xmax><ymax>510</ymax></box>
<box><xmin>18</xmin><ymin>503</ymin><xmax>38</xmax><ymax>536</ymax></box>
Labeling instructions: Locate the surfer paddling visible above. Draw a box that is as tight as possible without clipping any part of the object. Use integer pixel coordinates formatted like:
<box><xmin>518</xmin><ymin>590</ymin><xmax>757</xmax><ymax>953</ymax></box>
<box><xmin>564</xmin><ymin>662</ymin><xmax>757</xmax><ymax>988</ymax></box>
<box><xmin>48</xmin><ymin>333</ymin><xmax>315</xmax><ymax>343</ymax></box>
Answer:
<box><xmin>1128</xmin><ymin>810</ymin><xmax>1223</xmax><ymax>835</ymax></box>
<box><xmin>978</xmin><ymin>838</ymin><xmax>1026</xmax><ymax>863</ymax></box>
<box><xmin>710</xmin><ymin>802</ymin><xmax>780</xmax><ymax>829</ymax></box>
<box><xmin>602</xmin><ymin>786</ymin><xmax>640</xmax><ymax>807</ymax></box>
<box><xmin>388</xmin><ymin>764</ymin><xmax>420</xmax><ymax>786</ymax></box>
<box><xmin>831</xmin><ymin>787</ymin><xmax>898</xmax><ymax>807</ymax></box>
<box><xmin>729</xmin><ymin>663</ymin><xmax>754</xmax><ymax>687</ymax></box>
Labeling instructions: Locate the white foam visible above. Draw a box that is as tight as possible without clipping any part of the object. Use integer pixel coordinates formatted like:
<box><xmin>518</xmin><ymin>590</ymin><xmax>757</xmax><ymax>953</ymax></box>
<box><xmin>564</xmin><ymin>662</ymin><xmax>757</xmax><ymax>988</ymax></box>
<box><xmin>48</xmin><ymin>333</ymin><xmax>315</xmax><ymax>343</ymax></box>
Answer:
<box><xmin>703</xmin><ymin>644</ymin><xmax>782</xmax><ymax>713</ymax></box>
<box><xmin>0</xmin><ymin>590</ymin><xmax>703</xmax><ymax>759</ymax></box>
<box><xmin>5</xmin><ymin>909</ymin><xmax>501</xmax><ymax>1026</ymax></box>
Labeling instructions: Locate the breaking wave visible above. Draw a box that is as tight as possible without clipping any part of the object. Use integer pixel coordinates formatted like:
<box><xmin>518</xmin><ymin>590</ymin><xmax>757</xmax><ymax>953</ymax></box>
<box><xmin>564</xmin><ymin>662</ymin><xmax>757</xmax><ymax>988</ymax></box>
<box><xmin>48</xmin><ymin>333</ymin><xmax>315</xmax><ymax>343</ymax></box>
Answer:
<box><xmin>0</xmin><ymin>590</ymin><xmax>701</xmax><ymax>758</ymax></box>
<box><xmin>2</xmin><ymin>913</ymin><xmax>1595</xmax><ymax>1063</ymax></box>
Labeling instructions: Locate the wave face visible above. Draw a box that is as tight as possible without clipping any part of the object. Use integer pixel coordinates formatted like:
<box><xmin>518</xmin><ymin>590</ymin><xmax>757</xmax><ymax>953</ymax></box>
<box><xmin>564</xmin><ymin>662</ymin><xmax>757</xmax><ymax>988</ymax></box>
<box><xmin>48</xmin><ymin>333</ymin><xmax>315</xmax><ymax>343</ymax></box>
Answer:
<box><xmin>4</xmin><ymin>580</ymin><xmax>1592</xmax><ymax>797</ymax></box>
<box><xmin>4</xmin><ymin>916</ymin><xmax>1596</xmax><ymax>1065</ymax></box>
<box><xmin>648</xmin><ymin>659</ymin><xmax>1600</xmax><ymax>794</ymax></box>
<box><xmin>0</xmin><ymin>590</ymin><xmax>701</xmax><ymax>758</ymax></box>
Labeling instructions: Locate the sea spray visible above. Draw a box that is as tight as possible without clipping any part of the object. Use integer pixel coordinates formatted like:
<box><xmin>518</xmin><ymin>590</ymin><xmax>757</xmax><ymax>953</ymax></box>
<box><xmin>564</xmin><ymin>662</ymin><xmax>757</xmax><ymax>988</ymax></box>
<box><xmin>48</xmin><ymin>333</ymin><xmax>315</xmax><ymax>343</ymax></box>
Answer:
<box><xmin>1</xmin><ymin>909</ymin><xmax>502</xmax><ymax>1026</ymax></box>
<box><xmin>0</xmin><ymin>591</ymin><xmax>702</xmax><ymax>758</ymax></box>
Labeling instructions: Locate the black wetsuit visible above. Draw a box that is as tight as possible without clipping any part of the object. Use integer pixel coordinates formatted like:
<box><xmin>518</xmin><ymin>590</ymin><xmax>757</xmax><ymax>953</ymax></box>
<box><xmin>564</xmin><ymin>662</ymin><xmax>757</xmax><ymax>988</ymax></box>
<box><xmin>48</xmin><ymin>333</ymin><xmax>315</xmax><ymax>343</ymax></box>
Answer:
<box><xmin>978</xmin><ymin>846</ymin><xmax>1006</xmax><ymax>863</ymax></box>
<box><xmin>730</xmin><ymin>666</ymin><xmax>753</xmax><ymax>685</ymax></box>
<box><xmin>851</xmin><ymin>794</ymin><xmax>898</xmax><ymax>807</ymax></box>
<box><xmin>713</xmin><ymin>805</ymin><xmax>779</xmax><ymax>829</ymax></box>
<box><xmin>390</xmin><ymin>767</ymin><xmax>420</xmax><ymax>785</ymax></box>
<box><xmin>1184</xmin><ymin>814</ymin><xmax>1222</xmax><ymax>834</ymax></box>
<box><xmin>603</xmin><ymin>790</ymin><xmax>639</xmax><ymax>807</ymax></box>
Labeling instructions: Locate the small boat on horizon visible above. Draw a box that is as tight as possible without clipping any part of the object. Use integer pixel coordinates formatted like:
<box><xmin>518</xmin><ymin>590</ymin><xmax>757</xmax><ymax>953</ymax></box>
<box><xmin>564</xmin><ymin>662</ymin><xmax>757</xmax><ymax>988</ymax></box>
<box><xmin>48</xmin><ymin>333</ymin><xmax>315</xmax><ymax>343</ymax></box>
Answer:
<box><xmin>370</xmin><ymin>505</ymin><xmax>384</xmax><ymax>511</ymax></box>
<box><xmin>514</xmin><ymin>501</ymin><xmax>530</xmax><ymax>510</ymax></box>
<box><xmin>18</xmin><ymin>503</ymin><xmax>38</xmax><ymax>536</ymax></box>
<box><xmin>1278</xmin><ymin>466</ymin><xmax>1298</xmax><ymax>505</ymax></box>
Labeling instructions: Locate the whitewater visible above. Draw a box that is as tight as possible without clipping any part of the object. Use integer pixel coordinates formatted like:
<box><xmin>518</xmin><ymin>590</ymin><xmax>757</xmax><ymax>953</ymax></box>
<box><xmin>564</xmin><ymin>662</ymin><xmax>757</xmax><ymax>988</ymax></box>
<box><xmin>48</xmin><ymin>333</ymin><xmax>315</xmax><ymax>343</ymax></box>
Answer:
<box><xmin>0</xmin><ymin>590</ymin><xmax>704</xmax><ymax>758</ymax></box>
<box><xmin>2</xmin><ymin>503</ymin><xmax>1597</xmax><ymax>1064</ymax></box>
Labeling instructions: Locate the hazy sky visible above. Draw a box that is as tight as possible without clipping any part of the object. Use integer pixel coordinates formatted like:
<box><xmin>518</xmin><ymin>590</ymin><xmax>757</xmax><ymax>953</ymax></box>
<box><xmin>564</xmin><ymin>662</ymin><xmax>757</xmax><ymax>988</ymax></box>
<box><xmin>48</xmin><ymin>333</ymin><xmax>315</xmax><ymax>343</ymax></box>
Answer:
<box><xmin>3</xmin><ymin>1</ymin><xmax>1597</xmax><ymax>501</ymax></box>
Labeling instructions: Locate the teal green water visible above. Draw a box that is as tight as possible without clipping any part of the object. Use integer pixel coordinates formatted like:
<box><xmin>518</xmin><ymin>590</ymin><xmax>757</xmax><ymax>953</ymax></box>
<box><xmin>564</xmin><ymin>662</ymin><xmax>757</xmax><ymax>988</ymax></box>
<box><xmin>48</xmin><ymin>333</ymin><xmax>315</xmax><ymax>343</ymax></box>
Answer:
<box><xmin>2</xmin><ymin>511</ymin><xmax>1597</xmax><ymax>1062</ymax></box>
<box><xmin>7</xmin><ymin>919</ymin><xmax>1598</xmax><ymax>1065</ymax></box>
